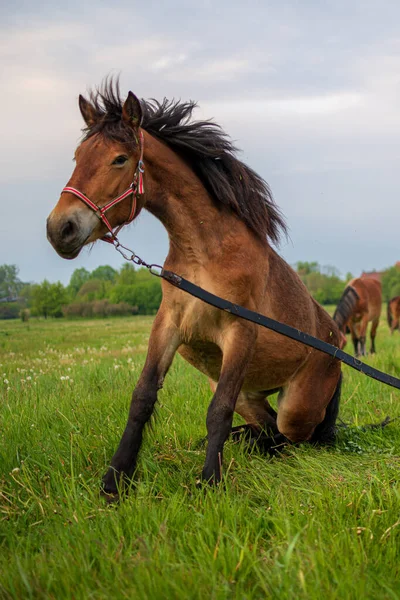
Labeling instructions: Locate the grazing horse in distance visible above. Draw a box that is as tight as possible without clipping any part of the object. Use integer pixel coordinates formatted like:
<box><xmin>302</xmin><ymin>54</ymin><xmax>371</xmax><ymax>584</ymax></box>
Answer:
<box><xmin>333</xmin><ymin>277</ymin><xmax>382</xmax><ymax>356</ymax></box>
<box><xmin>46</xmin><ymin>79</ymin><xmax>343</xmax><ymax>499</ymax></box>
<box><xmin>387</xmin><ymin>296</ymin><xmax>400</xmax><ymax>334</ymax></box>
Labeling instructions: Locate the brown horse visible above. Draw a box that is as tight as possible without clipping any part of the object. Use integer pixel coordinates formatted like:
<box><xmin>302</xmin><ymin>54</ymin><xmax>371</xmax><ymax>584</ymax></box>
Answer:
<box><xmin>333</xmin><ymin>277</ymin><xmax>382</xmax><ymax>356</ymax></box>
<box><xmin>387</xmin><ymin>296</ymin><xmax>400</xmax><ymax>334</ymax></box>
<box><xmin>47</xmin><ymin>81</ymin><xmax>342</xmax><ymax>497</ymax></box>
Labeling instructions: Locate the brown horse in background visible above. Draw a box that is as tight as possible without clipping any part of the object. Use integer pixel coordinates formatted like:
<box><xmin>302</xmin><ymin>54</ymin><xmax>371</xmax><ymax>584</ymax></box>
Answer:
<box><xmin>387</xmin><ymin>296</ymin><xmax>400</xmax><ymax>334</ymax></box>
<box><xmin>333</xmin><ymin>277</ymin><xmax>382</xmax><ymax>356</ymax></box>
<box><xmin>46</xmin><ymin>80</ymin><xmax>342</xmax><ymax>499</ymax></box>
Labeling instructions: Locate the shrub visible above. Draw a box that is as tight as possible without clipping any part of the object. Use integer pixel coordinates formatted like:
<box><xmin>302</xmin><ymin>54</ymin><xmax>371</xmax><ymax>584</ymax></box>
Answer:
<box><xmin>62</xmin><ymin>300</ymin><xmax>138</xmax><ymax>318</ymax></box>
<box><xmin>0</xmin><ymin>302</ymin><xmax>20</xmax><ymax>319</ymax></box>
<box><xmin>20</xmin><ymin>309</ymin><xmax>30</xmax><ymax>322</ymax></box>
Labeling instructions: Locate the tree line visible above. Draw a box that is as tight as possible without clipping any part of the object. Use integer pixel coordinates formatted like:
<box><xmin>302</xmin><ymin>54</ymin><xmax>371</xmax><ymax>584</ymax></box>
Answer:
<box><xmin>0</xmin><ymin>263</ymin><xmax>161</xmax><ymax>319</ymax></box>
<box><xmin>1</xmin><ymin>261</ymin><xmax>400</xmax><ymax>320</ymax></box>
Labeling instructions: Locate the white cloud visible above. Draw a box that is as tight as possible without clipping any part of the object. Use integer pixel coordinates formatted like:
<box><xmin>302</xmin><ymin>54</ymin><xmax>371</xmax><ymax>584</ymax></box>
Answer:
<box><xmin>151</xmin><ymin>53</ymin><xmax>187</xmax><ymax>71</ymax></box>
<box><xmin>166</xmin><ymin>57</ymin><xmax>257</xmax><ymax>82</ymax></box>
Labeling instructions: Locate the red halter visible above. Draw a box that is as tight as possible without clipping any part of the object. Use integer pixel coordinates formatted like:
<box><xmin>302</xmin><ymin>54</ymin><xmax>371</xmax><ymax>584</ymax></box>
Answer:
<box><xmin>61</xmin><ymin>130</ymin><xmax>145</xmax><ymax>244</ymax></box>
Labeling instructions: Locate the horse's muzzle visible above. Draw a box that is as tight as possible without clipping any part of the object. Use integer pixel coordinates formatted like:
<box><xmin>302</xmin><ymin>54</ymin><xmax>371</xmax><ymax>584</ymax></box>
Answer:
<box><xmin>46</xmin><ymin>211</ymin><xmax>92</xmax><ymax>259</ymax></box>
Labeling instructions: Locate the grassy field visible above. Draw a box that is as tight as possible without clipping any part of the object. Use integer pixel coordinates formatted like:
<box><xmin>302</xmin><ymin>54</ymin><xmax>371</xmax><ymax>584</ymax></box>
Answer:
<box><xmin>1</xmin><ymin>312</ymin><xmax>400</xmax><ymax>599</ymax></box>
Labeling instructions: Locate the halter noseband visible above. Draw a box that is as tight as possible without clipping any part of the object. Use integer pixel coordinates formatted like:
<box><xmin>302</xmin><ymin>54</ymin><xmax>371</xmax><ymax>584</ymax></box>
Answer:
<box><xmin>61</xmin><ymin>130</ymin><xmax>145</xmax><ymax>244</ymax></box>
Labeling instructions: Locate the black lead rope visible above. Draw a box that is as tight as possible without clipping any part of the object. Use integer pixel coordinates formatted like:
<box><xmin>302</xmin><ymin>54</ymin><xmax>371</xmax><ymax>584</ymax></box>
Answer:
<box><xmin>161</xmin><ymin>269</ymin><xmax>400</xmax><ymax>391</ymax></box>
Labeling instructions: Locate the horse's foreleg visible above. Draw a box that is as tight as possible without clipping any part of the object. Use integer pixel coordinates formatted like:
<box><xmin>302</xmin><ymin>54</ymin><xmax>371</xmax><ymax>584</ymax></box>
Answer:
<box><xmin>349</xmin><ymin>323</ymin><xmax>360</xmax><ymax>356</ymax></box>
<box><xmin>102</xmin><ymin>311</ymin><xmax>180</xmax><ymax>498</ymax></box>
<box><xmin>359</xmin><ymin>316</ymin><xmax>369</xmax><ymax>356</ymax></box>
<box><xmin>370</xmin><ymin>317</ymin><xmax>379</xmax><ymax>354</ymax></box>
<box><xmin>201</xmin><ymin>322</ymin><xmax>256</xmax><ymax>484</ymax></box>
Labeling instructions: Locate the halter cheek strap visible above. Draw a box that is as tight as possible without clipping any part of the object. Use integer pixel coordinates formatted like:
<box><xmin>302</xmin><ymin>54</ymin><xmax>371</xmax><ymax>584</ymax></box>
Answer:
<box><xmin>61</xmin><ymin>130</ymin><xmax>145</xmax><ymax>243</ymax></box>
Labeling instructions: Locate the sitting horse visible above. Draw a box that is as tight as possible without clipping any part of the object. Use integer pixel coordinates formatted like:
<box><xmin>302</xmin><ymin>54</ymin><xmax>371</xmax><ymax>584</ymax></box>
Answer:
<box><xmin>387</xmin><ymin>296</ymin><xmax>400</xmax><ymax>334</ymax></box>
<box><xmin>46</xmin><ymin>80</ymin><xmax>342</xmax><ymax>497</ymax></box>
<box><xmin>333</xmin><ymin>277</ymin><xmax>382</xmax><ymax>356</ymax></box>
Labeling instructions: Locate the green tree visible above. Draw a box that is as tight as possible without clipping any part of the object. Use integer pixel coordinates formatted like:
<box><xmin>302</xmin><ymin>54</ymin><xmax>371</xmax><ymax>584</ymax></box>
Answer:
<box><xmin>68</xmin><ymin>268</ymin><xmax>90</xmax><ymax>297</ymax></box>
<box><xmin>109</xmin><ymin>283</ymin><xmax>137</xmax><ymax>306</ymax></box>
<box><xmin>117</xmin><ymin>263</ymin><xmax>136</xmax><ymax>285</ymax></box>
<box><xmin>77</xmin><ymin>279</ymin><xmax>108</xmax><ymax>301</ymax></box>
<box><xmin>133</xmin><ymin>278</ymin><xmax>162</xmax><ymax>314</ymax></box>
<box><xmin>20</xmin><ymin>283</ymin><xmax>34</xmax><ymax>305</ymax></box>
<box><xmin>296</xmin><ymin>263</ymin><xmax>347</xmax><ymax>305</ymax></box>
<box><xmin>90</xmin><ymin>265</ymin><xmax>117</xmax><ymax>282</ymax></box>
<box><xmin>109</xmin><ymin>267</ymin><xmax>162</xmax><ymax>314</ymax></box>
<box><xmin>296</xmin><ymin>261</ymin><xmax>320</xmax><ymax>276</ymax></box>
<box><xmin>31</xmin><ymin>280</ymin><xmax>69</xmax><ymax>318</ymax></box>
<box><xmin>382</xmin><ymin>265</ymin><xmax>400</xmax><ymax>300</ymax></box>
<box><xmin>0</xmin><ymin>264</ymin><xmax>23</xmax><ymax>299</ymax></box>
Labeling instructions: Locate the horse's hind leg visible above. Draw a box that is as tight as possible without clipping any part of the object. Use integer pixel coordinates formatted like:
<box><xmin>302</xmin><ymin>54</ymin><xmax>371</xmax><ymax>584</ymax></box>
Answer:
<box><xmin>277</xmin><ymin>356</ymin><xmax>341</xmax><ymax>445</ymax></box>
<box><xmin>209</xmin><ymin>379</ymin><xmax>279</xmax><ymax>445</ymax></box>
<box><xmin>370</xmin><ymin>317</ymin><xmax>379</xmax><ymax>354</ymax></box>
<box><xmin>310</xmin><ymin>373</ymin><xmax>342</xmax><ymax>445</ymax></box>
<box><xmin>232</xmin><ymin>392</ymin><xmax>278</xmax><ymax>436</ymax></box>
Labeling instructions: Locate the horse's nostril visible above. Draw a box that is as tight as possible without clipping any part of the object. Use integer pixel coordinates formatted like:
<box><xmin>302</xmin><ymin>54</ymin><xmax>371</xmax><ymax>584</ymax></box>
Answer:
<box><xmin>61</xmin><ymin>219</ymin><xmax>76</xmax><ymax>241</ymax></box>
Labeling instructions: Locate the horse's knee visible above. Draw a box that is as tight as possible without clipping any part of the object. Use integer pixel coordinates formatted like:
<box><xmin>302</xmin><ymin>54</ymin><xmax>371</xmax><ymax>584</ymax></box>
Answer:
<box><xmin>277</xmin><ymin>407</ymin><xmax>324</xmax><ymax>443</ymax></box>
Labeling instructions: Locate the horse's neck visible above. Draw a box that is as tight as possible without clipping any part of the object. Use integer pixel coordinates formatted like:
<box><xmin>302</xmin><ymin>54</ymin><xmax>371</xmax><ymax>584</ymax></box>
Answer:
<box><xmin>142</xmin><ymin>131</ymin><xmax>248</xmax><ymax>265</ymax></box>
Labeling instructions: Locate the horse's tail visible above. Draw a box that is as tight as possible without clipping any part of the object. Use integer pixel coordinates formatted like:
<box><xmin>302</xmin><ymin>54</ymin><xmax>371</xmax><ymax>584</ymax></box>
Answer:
<box><xmin>333</xmin><ymin>286</ymin><xmax>359</xmax><ymax>331</ymax></box>
<box><xmin>387</xmin><ymin>299</ymin><xmax>393</xmax><ymax>329</ymax></box>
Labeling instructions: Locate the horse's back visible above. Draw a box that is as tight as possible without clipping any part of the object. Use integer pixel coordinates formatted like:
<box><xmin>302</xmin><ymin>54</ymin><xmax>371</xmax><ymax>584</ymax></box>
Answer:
<box><xmin>349</xmin><ymin>277</ymin><xmax>382</xmax><ymax>320</ymax></box>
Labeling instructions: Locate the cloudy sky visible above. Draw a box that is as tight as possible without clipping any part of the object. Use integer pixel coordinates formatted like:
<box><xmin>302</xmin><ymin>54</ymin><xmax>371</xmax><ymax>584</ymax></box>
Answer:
<box><xmin>1</xmin><ymin>0</ymin><xmax>400</xmax><ymax>285</ymax></box>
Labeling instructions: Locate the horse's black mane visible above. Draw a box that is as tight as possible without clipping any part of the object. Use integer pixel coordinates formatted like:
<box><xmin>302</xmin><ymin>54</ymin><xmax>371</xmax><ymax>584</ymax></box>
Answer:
<box><xmin>333</xmin><ymin>286</ymin><xmax>359</xmax><ymax>331</ymax></box>
<box><xmin>83</xmin><ymin>79</ymin><xmax>287</xmax><ymax>243</ymax></box>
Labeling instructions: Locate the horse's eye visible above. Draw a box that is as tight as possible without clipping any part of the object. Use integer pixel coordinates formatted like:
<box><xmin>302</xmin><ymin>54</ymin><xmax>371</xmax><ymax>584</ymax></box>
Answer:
<box><xmin>112</xmin><ymin>155</ymin><xmax>128</xmax><ymax>166</ymax></box>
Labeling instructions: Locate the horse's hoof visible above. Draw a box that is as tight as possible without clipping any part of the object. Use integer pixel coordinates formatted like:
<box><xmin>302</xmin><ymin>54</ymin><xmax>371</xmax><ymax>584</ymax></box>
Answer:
<box><xmin>196</xmin><ymin>478</ymin><xmax>210</xmax><ymax>489</ymax></box>
<box><xmin>100</xmin><ymin>487</ymin><xmax>120</xmax><ymax>504</ymax></box>
<box><xmin>100</xmin><ymin>477</ymin><xmax>120</xmax><ymax>503</ymax></box>
<box><xmin>231</xmin><ymin>423</ymin><xmax>261</xmax><ymax>443</ymax></box>
<box><xmin>101</xmin><ymin>468</ymin><xmax>125</xmax><ymax>503</ymax></box>
<box><xmin>197</xmin><ymin>469</ymin><xmax>222</xmax><ymax>488</ymax></box>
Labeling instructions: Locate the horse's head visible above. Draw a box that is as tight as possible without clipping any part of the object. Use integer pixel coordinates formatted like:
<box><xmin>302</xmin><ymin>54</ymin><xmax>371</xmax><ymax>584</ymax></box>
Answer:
<box><xmin>47</xmin><ymin>91</ymin><xmax>144</xmax><ymax>259</ymax></box>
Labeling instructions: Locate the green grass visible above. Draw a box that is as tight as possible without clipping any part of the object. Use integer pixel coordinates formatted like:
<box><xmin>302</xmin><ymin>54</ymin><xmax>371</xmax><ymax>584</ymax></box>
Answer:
<box><xmin>1</xmin><ymin>314</ymin><xmax>400</xmax><ymax>599</ymax></box>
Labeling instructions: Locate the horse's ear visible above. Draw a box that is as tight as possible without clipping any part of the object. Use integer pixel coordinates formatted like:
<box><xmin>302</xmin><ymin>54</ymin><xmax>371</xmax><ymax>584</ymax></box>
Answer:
<box><xmin>122</xmin><ymin>91</ymin><xmax>143</xmax><ymax>128</ymax></box>
<box><xmin>79</xmin><ymin>95</ymin><xmax>98</xmax><ymax>127</ymax></box>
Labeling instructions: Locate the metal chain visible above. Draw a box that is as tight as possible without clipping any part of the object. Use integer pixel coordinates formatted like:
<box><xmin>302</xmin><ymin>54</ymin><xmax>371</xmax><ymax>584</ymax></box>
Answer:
<box><xmin>113</xmin><ymin>239</ymin><xmax>164</xmax><ymax>277</ymax></box>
